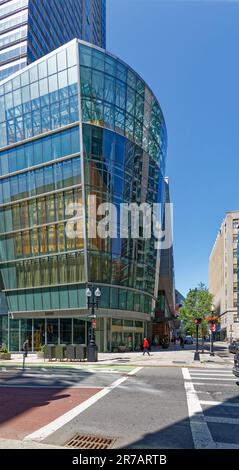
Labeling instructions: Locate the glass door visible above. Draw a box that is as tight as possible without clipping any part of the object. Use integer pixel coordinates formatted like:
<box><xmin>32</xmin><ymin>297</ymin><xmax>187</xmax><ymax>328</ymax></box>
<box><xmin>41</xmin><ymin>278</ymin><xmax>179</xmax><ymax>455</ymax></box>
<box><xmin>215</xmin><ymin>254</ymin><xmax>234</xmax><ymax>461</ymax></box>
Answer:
<box><xmin>46</xmin><ymin>318</ymin><xmax>58</xmax><ymax>344</ymax></box>
<box><xmin>33</xmin><ymin>319</ymin><xmax>45</xmax><ymax>351</ymax></box>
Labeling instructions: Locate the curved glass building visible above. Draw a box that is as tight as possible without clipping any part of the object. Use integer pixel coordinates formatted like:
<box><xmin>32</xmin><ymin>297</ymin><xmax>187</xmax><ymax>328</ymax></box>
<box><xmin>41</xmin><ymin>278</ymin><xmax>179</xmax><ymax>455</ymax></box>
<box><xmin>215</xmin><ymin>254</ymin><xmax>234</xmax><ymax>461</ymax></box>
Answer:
<box><xmin>0</xmin><ymin>39</ymin><xmax>167</xmax><ymax>352</ymax></box>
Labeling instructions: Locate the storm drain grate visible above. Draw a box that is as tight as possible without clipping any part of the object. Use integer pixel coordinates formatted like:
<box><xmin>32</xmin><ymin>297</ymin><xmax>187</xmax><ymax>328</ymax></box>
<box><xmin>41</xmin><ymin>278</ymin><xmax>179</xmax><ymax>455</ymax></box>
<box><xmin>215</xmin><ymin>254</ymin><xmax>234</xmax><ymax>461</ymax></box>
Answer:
<box><xmin>65</xmin><ymin>434</ymin><xmax>116</xmax><ymax>449</ymax></box>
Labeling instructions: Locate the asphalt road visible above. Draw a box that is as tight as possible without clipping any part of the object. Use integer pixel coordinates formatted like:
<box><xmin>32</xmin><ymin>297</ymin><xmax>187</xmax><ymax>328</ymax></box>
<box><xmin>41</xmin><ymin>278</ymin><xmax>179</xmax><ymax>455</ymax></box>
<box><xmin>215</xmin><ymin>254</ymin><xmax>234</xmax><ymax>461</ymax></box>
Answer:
<box><xmin>1</xmin><ymin>362</ymin><xmax>239</xmax><ymax>449</ymax></box>
<box><xmin>41</xmin><ymin>367</ymin><xmax>195</xmax><ymax>449</ymax></box>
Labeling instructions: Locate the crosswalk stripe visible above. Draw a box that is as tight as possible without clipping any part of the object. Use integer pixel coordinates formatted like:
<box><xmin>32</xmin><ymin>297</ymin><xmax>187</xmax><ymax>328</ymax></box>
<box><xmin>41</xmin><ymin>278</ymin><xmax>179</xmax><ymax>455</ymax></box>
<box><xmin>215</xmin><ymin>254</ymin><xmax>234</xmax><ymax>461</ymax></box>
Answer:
<box><xmin>190</xmin><ymin>372</ymin><xmax>234</xmax><ymax>377</ymax></box>
<box><xmin>182</xmin><ymin>368</ymin><xmax>216</xmax><ymax>449</ymax></box>
<box><xmin>183</xmin><ymin>367</ymin><xmax>239</xmax><ymax>449</ymax></box>
<box><xmin>215</xmin><ymin>442</ymin><xmax>239</xmax><ymax>449</ymax></box>
<box><xmin>200</xmin><ymin>400</ymin><xmax>239</xmax><ymax>407</ymax></box>
<box><xmin>192</xmin><ymin>382</ymin><xmax>236</xmax><ymax>387</ymax></box>
<box><xmin>205</xmin><ymin>416</ymin><xmax>239</xmax><ymax>425</ymax></box>
<box><xmin>190</xmin><ymin>377</ymin><xmax>236</xmax><ymax>381</ymax></box>
<box><xmin>189</xmin><ymin>369</ymin><xmax>232</xmax><ymax>372</ymax></box>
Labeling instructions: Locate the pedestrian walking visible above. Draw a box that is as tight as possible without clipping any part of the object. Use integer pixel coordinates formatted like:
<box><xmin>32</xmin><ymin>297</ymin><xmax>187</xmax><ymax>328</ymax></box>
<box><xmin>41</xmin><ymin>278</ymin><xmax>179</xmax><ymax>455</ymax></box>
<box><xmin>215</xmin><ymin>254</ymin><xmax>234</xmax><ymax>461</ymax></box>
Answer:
<box><xmin>142</xmin><ymin>337</ymin><xmax>150</xmax><ymax>356</ymax></box>
<box><xmin>179</xmin><ymin>336</ymin><xmax>184</xmax><ymax>349</ymax></box>
<box><xmin>22</xmin><ymin>339</ymin><xmax>29</xmax><ymax>357</ymax></box>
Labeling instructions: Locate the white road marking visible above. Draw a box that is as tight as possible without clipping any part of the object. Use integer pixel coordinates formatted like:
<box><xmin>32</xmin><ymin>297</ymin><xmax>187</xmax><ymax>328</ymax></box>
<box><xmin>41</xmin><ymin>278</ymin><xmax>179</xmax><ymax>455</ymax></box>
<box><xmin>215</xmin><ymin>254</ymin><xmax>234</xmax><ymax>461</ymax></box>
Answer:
<box><xmin>24</xmin><ymin>366</ymin><xmax>142</xmax><ymax>442</ymax></box>
<box><xmin>200</xmin><ymin>400</ymin><xmax>239</xmax><ymax>408</ymax></box>
<box><xmin>192</xmin><ymin>382</ymin><xmax>236</xmax><ymax>387</ymax></box>
<box><xmin>189</xmin><ymin>369</ymin><xmax>232</xmax><ymax>372</ymax></box>
<box><xmin>215</xmin><ymin>442</ymin><xmax>239</xmax><ymax>449</ymax></box>
<box><xmin>190</xmin><ymin>372</ymin><xmax>233</xmax><ymax>376</ymax></box>
<box><xmin>205</xmin><ymin>416</ymin><xmax>239</xmax><ymax>425</ymax></box>
<box><xmin>182</xmin><ymin>368</ymin><xmax>215</xmax><ymax>449</ymax></box>
<box><xmin>190</xmin><ymin>377</ymin><xmax>236</xmax><ymax>381</ymax></box>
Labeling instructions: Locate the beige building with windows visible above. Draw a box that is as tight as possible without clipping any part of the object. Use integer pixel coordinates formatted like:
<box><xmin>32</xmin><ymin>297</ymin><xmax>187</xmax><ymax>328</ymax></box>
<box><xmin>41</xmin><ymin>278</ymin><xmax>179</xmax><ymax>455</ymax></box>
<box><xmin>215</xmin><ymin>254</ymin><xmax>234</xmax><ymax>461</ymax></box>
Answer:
<box><xmin>209</xmin><ymin>211</ymin><xmax>239</xmax><ymax>340</ymax></box>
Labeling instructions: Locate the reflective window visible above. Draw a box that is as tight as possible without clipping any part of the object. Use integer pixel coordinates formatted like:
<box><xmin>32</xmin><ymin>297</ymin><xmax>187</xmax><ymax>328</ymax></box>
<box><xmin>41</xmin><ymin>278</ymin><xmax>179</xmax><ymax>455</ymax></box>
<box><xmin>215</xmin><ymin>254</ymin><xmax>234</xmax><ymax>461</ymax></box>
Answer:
<box><xmin>60</xmin><ymin>318</ymin><xmax>72</xmax><ymax>344</ymax></box>
<box><xmin>46</xmin><ymin>319</ymin><xmax>58</xmax><ymax>345</ymax></box>
<box><xmin>79</xmin><ymin>44</ymin><xmax>166</xmax><ymax>163</ymax></box>
<box><xmin>0</xmin><ymin>55</ymin><xmax>79</xmax><ymax>149</ymax></box>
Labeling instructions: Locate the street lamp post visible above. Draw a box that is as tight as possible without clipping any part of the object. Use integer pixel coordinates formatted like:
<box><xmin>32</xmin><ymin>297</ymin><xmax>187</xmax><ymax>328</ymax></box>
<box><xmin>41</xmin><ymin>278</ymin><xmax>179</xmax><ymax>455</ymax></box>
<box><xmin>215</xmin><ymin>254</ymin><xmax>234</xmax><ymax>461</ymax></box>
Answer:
<box><xmin>86</xmin><ymin>286</ymin><xmax>101</xmax><ymax>362</ymax></box>
<box><xmin>194</xmin><ymin>318</ymin><xmax>201</xmax><ymax>361</ymax></box>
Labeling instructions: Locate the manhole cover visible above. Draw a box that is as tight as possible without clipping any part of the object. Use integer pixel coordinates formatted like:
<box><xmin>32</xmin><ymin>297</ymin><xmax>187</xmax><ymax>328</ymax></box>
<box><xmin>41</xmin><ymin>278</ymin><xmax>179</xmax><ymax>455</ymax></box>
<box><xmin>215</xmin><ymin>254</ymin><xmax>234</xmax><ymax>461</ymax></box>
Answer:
<box><xmin>65</xmin><ymin>434</ymin><xmax>116</xmax><ymax>449</ymax></box>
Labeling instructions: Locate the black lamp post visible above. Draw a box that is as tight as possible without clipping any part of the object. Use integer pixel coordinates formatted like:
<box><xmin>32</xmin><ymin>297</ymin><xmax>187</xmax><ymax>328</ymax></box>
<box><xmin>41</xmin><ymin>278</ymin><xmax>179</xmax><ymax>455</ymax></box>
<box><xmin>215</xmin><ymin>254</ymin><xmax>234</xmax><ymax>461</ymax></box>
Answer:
<box><xmin>194</xmin><ymin>318</ymin><xmax>201</xmax><ymax>361</ymax></box>
<box><xmin>86</xmin><ymin>286</ymin><xmax>101</xmax><ymax>362</ymax></box>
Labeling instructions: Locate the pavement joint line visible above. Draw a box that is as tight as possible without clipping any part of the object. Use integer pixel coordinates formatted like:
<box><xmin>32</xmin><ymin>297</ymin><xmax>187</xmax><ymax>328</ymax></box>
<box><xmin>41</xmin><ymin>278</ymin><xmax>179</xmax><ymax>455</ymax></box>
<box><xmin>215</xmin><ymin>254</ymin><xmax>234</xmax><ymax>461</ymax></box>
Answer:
<box><xmin>23</xmin><ymin>366</ymin><xmax>143</xmax><ymax>443</ymax></box>
<box><xmin>182</xmin><ymin>368</ymin><xmax>216</xmax><ymax>449</ymax></box>
<box><xmin>200</xmin><ymin>400</ymin><xmax>239</xmax><ymax>407</ymax></box>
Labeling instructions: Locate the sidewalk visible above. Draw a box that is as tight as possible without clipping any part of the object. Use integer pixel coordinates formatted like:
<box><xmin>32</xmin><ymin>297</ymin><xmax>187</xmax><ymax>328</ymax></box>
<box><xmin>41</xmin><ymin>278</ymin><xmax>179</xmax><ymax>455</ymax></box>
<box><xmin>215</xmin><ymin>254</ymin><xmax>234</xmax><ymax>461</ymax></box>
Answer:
<box><xmin>0</xmin><ymin>439</ymin><xmax>64</xmax><ymax>449</ymax></box>
<box><xmin>0</xmin><ymin>345</ymin><xmax>230</xmax><ymax>369</ymax></box>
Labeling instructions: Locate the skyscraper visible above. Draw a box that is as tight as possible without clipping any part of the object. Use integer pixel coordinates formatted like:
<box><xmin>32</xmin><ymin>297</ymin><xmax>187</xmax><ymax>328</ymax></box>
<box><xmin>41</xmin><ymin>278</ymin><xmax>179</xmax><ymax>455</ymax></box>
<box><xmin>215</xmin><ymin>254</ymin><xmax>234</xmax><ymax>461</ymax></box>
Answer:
<box><xmin>0</xmin><ymin>39</ymin><xmax>167</xmax><ymax>352</ymax></box>
<box><xmin>0</xmin><ymin>0</ymin><xmax>106</xmax><ymax>81</ymax></box>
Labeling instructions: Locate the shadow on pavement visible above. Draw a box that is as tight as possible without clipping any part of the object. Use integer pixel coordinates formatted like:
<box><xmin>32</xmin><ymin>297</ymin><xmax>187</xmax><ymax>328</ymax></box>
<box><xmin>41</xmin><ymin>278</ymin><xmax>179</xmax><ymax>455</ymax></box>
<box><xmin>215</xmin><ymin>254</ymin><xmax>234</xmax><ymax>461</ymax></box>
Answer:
<box><xmin>120</xmin><ymin>383</ymin><xmax>239</xmax><ymax>449</ymax></box>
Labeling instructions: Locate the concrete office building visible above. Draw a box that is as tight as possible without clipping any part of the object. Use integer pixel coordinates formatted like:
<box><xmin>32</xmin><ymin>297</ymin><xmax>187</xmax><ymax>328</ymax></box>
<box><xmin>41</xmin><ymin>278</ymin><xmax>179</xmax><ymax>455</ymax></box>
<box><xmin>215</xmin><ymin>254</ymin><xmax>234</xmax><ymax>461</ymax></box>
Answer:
<box><xmin>0</xmin><ymin>0</ymin><xmax>106</xmax><ymax>81</ymax></box>
<box><xmin>209</xmin><ymin>211</ymin><xmax>239</xmax><ymax>340</ymax></box>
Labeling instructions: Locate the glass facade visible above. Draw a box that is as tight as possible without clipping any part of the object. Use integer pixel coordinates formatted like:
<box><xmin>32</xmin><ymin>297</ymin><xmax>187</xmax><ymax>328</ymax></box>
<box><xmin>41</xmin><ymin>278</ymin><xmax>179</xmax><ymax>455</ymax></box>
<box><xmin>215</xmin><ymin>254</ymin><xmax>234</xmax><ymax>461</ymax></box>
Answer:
<box><xmin>0</xmin><ymin>0</ymin><xmax>106</xmax><ymax>81</ymax></box>
<box><xmin>0</xmin><ymin>1</ymin><xmax>28</xmax><ymax>81</ymax></box>
<box><xmin>0</xmin><ymin>39</ymin><xmax>167</xmax><ymax>351</ymax></box>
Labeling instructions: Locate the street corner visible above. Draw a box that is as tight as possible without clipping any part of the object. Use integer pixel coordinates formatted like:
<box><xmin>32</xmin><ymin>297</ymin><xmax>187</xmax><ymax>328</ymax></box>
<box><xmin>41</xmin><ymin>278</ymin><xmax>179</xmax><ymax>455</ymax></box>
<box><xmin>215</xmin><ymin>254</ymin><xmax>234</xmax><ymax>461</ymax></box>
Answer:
<box><xmin>0</xmin><ymin>386</ymin><xmax>102</xmax><ymax>441</ymax></box>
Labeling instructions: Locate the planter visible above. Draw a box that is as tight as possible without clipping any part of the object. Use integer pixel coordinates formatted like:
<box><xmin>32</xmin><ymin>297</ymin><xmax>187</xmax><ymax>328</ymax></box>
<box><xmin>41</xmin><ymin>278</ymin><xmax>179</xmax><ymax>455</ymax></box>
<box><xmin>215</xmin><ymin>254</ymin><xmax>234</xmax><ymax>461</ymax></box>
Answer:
<box><xmin>36</xmin><ymin>351</ymin><xmax>44</xmax><ymax>359</ymax></box>
<box><xmin>0</xmin><ymin>352</ymin><xmax>11</xmax><ymax>360</ymax></box>
<box><xmin>118</xmin><ymin>346</ymin><xmax>127</xmax><ymax>353</ymax></box>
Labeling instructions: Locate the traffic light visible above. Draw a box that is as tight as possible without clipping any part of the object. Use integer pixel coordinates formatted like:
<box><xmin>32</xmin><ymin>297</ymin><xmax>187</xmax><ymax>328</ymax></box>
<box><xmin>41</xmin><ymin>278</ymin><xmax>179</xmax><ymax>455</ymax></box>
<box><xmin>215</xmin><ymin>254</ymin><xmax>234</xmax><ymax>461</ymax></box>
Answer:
<box><xmin>194</xmin><ymin>318</ymin><xmax>202</xmax><ymax>325</ymax></box>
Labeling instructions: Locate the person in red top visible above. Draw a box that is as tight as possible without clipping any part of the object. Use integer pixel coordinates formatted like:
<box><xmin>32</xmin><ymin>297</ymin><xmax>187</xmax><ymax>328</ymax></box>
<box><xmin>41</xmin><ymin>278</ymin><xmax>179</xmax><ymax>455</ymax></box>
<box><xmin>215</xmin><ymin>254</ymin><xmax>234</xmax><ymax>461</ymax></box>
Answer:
<box><xmin>143</xmin><ymin>337</ymin><xmax>150</xmax><ymax>356</ymax></box>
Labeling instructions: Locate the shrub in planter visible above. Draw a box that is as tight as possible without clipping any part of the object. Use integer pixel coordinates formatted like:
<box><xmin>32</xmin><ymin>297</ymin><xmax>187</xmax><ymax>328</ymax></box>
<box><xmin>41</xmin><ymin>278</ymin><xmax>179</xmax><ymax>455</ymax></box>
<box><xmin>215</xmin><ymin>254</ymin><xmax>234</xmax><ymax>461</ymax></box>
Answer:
<box><xmin>0</xmin><ymin>344</ymin><xmax>11</xmax><ymax>360</ymax></box>
<box><xmin>36</xmin><ymin>345</ymin><xmax>45</xmax><ymax>358</ymax></box>
<box><xmin>0</xmin><ymin>352</ymin><xmax>11</xmax><ymax>360</ymax></box>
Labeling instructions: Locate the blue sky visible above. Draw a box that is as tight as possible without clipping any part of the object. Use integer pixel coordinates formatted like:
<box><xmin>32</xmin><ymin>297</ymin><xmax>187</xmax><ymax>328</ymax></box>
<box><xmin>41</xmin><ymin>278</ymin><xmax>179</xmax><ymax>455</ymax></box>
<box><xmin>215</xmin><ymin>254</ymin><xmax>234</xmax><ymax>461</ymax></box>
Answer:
<box><xmin>107</xmin><ymin>0</ymin><xmax>239</xmax><ymax>296</ymax></box>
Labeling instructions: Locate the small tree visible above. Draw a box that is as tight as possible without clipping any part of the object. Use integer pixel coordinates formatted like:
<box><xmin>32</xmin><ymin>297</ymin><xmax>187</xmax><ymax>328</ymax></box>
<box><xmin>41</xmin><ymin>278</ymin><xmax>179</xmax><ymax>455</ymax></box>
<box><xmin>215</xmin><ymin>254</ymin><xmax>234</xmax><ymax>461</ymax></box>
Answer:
<box><xmin>179</xmin><ymin>283</ymin><xmax>214</xmax><ymax>350</ymax></box>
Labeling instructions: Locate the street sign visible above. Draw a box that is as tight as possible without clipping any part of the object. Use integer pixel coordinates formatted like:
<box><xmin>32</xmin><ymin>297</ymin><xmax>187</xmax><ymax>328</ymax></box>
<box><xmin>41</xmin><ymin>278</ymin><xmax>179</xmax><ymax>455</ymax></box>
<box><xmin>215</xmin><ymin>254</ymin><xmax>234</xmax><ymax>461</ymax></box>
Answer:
<box><xmin>209</xmin><ymin>323</ymin><xmax>216</xmax><ymax>332</ymax></box>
